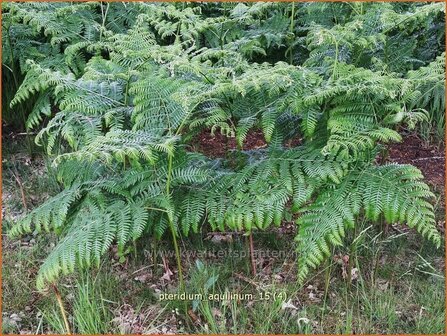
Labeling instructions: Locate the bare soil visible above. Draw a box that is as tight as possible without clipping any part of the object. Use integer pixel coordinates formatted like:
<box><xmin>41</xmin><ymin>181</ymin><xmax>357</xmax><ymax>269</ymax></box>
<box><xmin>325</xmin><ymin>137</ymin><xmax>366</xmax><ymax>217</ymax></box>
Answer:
<box><xmin>192</xmin><ymin>128</ymin><xmax>267</xmax><ymax>158</ymax></box>
<box><xmin>386</xmin><ymin>135</ymin><xmax>445</xmax><ymax>189</ymax></box>
<box><xmin>194</xmin><ymin>130</ymin><xmax>445</xmax><ymax>191</ymax></box>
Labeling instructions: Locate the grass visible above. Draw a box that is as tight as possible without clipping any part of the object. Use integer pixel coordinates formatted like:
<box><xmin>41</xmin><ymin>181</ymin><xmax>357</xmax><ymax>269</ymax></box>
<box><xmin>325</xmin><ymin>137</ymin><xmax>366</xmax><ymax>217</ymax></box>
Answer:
<box><xmin>418</xmin><ymin>111</ymin><xmax>446</xmax><ymax>148</ymax></box>
<box><xmin>2</xmin><ymin>136</ymin><xmax>445</xmax><ymax>334</ymax></box>
<box><xmin>39</xmin><ymin>271</ymin><xmax>115</xmax><ymax>334</ymax></box>
<box><xmin>169</xmin><ymin>235</ymin><xmax>444</xmax><ymax>334</ymax></box>
<box><xmin>72</xmin><ymin>272</ymin><xmax>113</xmax><ymax>333</ymax></box>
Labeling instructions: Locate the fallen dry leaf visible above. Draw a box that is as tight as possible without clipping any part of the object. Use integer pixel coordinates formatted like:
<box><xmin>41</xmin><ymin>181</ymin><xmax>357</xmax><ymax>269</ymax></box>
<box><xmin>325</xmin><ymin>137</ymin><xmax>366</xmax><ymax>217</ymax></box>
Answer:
<box><xmin>281</xmin><ymin>299</ymin><xmax>298</xmax><ymax>310</ymax></box>
<box><xmin>297</xmin><ymin>317</ymin><xmax>310</xmax><ymax>328</ymax></box>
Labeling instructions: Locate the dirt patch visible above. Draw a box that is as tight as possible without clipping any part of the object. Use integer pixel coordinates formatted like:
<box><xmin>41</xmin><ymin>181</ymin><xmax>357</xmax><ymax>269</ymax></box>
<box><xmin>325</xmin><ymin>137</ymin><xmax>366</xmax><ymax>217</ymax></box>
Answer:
<box><xmin>191</xmin><ymin>128</ymin><xmax>304</xmax><ymax>158</ymax></box>
<box><xmin>193</xmin><ymin>130</ymin><xmax>445</xmax><ymax>190</ymax></box>
<box><xmin>386</xmin><ymin>135</ymin><xmax>445</xmax><ymax>188</ymax></box>
<box><xmin>192</xmin><ymin>129</ymin><xmax>267</xmax><ymax>158</ymax></box>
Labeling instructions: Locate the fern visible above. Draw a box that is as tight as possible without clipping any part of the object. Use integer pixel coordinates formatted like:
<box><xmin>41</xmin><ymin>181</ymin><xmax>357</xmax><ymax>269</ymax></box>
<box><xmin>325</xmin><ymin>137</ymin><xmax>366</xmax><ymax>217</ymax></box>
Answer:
<box><xmin>5</xmin><ymin>2</ymin><xmax>443</xmax><ymax>289</ymax></box>
<box><xmin>34</xmin><ymin>198</ymin><xmax>150</xmax><ymax>289</ymax></box>
<box><xmin>296</xmin><ymin>163</ymin><xmax>440</xmax><ymax>283</ymax></box>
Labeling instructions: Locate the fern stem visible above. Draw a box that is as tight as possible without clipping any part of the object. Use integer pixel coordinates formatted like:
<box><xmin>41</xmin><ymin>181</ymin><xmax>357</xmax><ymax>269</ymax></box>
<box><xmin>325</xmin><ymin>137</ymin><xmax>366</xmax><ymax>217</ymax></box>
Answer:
<box><xmin>147</xmin><ymin>206</ymin><xmax>168</xmax><ymax>213</ymax></box>
<box><xmin>289</xmin><ymin>2</ymin><xmax>295</xmax><ymax>65</ymax></box>
<box><xmin>152</xmin><ymin>237</ymin><xmax>159</xmax><ymax>273</ymax></box>
<box><xmin>248</xmin><ymin>232</ymin><xmax>257</xmax><ymax>276</ymax></box>
<box><xmin>168</xmin><ymin>220</ymin><xmax>185</xmax><ymax>292</ymax></box>
<box><xmin>349</xmin><ymin>222</ymin><xmax>360</xmax><ymax>290</ymax></box>
<box><xmin>175</xmin><ymin>100</ymin><xmax>202</xmax><ymax>137</ymax></box>
<box><xmin>51</xmin><ymin>284</ymin><xmax>71</xmax><ymax>334</ymax></box>
<box><xmin>332</xmin><ymin>40</ymin><xmax>339</xmax><ymax>80</ymax></box>
<box><xmin>165</xmin><ymin>153</ymin><xmax>186</xmax><ymax>309</ymax></box>
<box><xmin>124</xmin><ymin>72</ymin><xmax>131</xmax><ymax>106</ymax></box>
<box><xmin>321</xmin><ymin>249</ymin><xmax>334</xmax><ymax>316</ymax></box>
<box><xmin>99</xmin><ymin>2</ymin><xmax>110</xmax><ymax>42</ymax></box>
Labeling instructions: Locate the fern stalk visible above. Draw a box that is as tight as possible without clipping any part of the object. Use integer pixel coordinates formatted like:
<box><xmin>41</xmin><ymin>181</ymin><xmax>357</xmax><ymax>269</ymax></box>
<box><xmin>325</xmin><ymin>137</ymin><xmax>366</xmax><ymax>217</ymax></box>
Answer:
<box><xmin>99</xmin><ymin>2</ymin><xmax>110</xmax><ymax>42</ymax></box>
<box><xmin>289</xmin><ymin>2</ymin><xmax>295</xmax><ymax>65</ymax></box>
<box><xmin>331</xmin><ymin>37</ymin><xmax>339</xmax><ymax>80</ymax></box>
<box><xmin>52</xmin><ymin>284</ymin><xmax>71</xmax><ymax>334</ymax></box>
<box><xmin>249</xmin><ymin>232</ymin><xmax>257</xmax><ymax>276</ymax></box>
<box><xmin>165</xmin><ymin>153</ymin><xmax>186</xmax><ymax>309</ymax></box>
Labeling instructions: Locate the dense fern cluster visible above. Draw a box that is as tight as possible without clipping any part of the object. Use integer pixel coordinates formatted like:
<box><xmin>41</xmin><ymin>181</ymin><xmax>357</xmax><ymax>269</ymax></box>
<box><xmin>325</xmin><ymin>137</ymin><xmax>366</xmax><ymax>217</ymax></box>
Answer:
<box><xmin>4</xmin><ymin>2</ymin><xmax>444</xmax><ymax>288</ymax></box>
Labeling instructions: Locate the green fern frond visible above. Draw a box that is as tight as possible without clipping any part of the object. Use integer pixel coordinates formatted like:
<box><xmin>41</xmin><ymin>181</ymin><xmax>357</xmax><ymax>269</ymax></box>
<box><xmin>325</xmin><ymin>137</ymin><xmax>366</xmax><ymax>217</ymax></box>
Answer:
<box><xmin>9</xmin><ymin>186</ymin><xmax>82</xmax><ymax>237</ymax></box>
<box><xmin>296</xmin><ymin>163</ymin><xmax>440</xmax><ymax>283</ymax></box>
<box><xmin>55</xmin><ymin>130</ymin><xmax>177</xmax><ymax>165</ymax></box>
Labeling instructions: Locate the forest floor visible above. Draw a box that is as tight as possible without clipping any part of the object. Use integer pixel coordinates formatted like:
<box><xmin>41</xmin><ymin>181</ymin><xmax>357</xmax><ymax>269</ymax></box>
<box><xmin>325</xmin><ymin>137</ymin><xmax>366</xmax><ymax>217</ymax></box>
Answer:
<box><xmin>2</xmin><ymin>131</ymin><xmax>445</xmax><ymax>334</ymax></box>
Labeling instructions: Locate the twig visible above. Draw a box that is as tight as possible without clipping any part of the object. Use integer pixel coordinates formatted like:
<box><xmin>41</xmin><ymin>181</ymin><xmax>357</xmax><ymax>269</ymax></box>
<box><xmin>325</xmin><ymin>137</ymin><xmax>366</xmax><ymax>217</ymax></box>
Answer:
<box><xmin>206</xmin><ymin>231</ymin><xmax>243</xmax><ymax>236</ymax></box>
<box><xmin>233</xmin><ymin>272</ymin><xmax>261</xmax><ymax>289</ymax></box>
<box><xmin>131</xmin><ymin>265</ymin><xmax>154</xmax><ymax>275</ymax></box>
<box><xmin>10</xmin><ymin>161</ymin><xmax>28</xmax><ymax>212</ymax></box>
<box><xmin>9</xmin><ymin>132</ymin><xmax>38</xmax><ymax>136</ymax></box>
<box><xmin>410</xmin><ymin>156</ymin><xmax>445</xmax><ymax>161</ymax></box>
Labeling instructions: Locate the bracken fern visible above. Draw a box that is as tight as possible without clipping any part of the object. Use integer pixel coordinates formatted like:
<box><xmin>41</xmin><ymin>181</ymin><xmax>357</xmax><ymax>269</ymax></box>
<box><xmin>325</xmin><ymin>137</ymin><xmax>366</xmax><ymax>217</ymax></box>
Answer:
<box><xmin>5</xmin><ymin>2</ymin><xmax>444</xmax><ymax>289</ymax></box>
